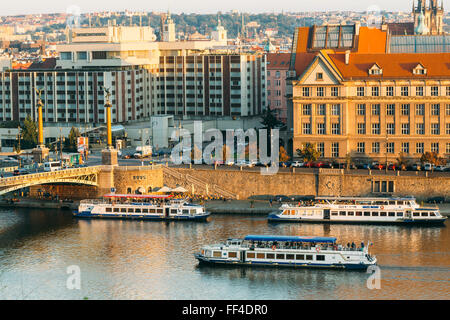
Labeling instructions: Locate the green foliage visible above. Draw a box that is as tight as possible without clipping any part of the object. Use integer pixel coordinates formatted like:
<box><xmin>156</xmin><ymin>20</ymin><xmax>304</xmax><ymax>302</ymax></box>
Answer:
<box><xmin>260</xmin><ymin>108</ymin><xmax>282</xmax><ymax>130</ymax></box>
<box><xmin>420</xmin><ymin>152</ymin><xmax>446</xmax><ymax>166</ymax></box>
<box><xmin>20</xmin><ymin>115</ymin><xmax>37</xmax><ymax>150</ymax></box>
<box><xmin>63</xmin><ymin>127</ymin><xmax>81</xmax><ymax>152</ymax></box>
<box><xmin>0</xmin><ymin>120</ymin><xmax>20</xmax><ymax>128</ymax></box>
<box><xmin>296</xmin><ymin>143</ymin><xmax>321</xmax><ymax>162</ymax></box>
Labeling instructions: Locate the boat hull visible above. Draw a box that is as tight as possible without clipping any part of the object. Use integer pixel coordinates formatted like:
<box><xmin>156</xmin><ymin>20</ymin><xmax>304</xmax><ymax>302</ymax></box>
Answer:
<box><xmin>195</xmin><ymin>254</ymin><xmax>371</xmax><ymax>271</ymax></box>
<box><xmin>73</xmin><ymin>210</ymin><xmax>210</xmax><ymax>222</ymax></box>
<box><xmin>268</xmin><ymin>214</ymin><xmax>447</xmax><ymax>226</ymax></box>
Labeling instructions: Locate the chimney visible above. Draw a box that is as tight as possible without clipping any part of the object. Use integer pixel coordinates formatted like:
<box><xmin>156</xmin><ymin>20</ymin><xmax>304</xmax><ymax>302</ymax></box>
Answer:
<box><xmin>345</xmin><ymin>50</ymin><xmax>350</xmax><ymax>65</ymax></box>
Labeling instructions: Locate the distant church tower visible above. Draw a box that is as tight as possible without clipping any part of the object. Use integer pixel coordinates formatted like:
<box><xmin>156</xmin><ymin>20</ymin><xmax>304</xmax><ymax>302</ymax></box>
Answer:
<box><xmin>162</xmin><ymin>11</ymin><xmax>176</xmax><ymax>42</ymax></box>
<box><xmin>211</xmin><ymin>17</ymin><xmax>227</xmax><ymax>43</ymax></box>
<box><xmin>413</xmin><ymin>0</ymin><xmax>444</xmax><ymax>35</ymax></box>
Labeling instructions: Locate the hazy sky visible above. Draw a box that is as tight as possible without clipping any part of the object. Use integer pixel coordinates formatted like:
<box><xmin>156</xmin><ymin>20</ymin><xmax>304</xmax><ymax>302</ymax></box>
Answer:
<box><xmin>2</xmin><ymin>0</ymin><xmax>418</xmax><ymax>16</ymax></box>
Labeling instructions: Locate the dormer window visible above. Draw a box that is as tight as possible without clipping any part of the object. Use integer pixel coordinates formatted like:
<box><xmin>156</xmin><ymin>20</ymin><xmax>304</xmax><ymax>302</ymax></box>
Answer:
<box><xmin>413</xmin><ymin>64</ymin><xmax>427</xmax><ymax>75</ymax></box>
<box><xmin>316</xmin><ymin>72</ymin><xmax>323</xmax><ymax>81</ymax></box>
<box><xmin>368</xmin><ymin>64</ymin><xmax>382</xmax><ymax>76</ymax></box>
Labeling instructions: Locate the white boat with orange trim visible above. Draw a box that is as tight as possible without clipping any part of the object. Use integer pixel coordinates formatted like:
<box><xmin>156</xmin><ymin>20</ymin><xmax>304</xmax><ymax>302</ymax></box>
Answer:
<box><xmin>268</xmin><ymin>196</ymin><xmax>446</xmax><ymax>225</ymax></box>
<box><xmin>74</xmin><ymin>194</ymin><xmax>209</xmax><ymax>221</ymax></box>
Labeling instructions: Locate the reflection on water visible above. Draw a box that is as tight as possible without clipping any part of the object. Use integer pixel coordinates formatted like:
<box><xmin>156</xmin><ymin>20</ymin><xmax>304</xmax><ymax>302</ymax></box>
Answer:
<box><xmin>0</xmin><ymin>208</ymin><xmax>448</xmax><ymax>299</ymax></box>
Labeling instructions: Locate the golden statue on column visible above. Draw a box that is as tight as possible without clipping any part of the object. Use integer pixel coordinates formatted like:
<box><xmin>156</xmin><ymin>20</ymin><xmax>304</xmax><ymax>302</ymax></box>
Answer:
<box><xmin>101</xmin><ymin>87</ymin><xmax>118</xmax><ymax>165</ymax></box>
<box><xmin>32</xmin><ymin>88</ymin><xmax>49</xmax><ymax>163</ymax></box>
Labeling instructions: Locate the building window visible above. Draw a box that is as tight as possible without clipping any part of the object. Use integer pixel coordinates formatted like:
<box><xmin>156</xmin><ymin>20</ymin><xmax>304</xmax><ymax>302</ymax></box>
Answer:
<box><xmin>357</xmin><ymin>123</ymin><xmax>366</xmax><ymax>135</ymax></box>
<box><xmin>357</xmin><ymin>142</ymin><xmax>365</xmax><ymax>153</ymax></box>
<box><xmin>386</xmin><ymin>86</ymin><xmax>394</xmax><ymax>96</ymax></box>
<box><xmin>401</xmin><ymin>104</ymin><xmax>410</xmax><ymax>116</ymax></box>
<box><xmin>415</xmin><ymin>104</ymin><xmax>425</xmax><ymax>116</ymax></box>
<box><xmin>316</xmin><ymin>73</ymin><xmax>323</xmax><ymax>81</ymax></box>
<box><xmin>332</xmin><ymin>123</ymin><xmax>340</xmax><ymax>135</ymax></box>
<box><xmin>331</xmin><ymin>87</ymin><xmax>339</xmax><ymax>97</ymax></box>
<box><xmin>303</xmin><ymin>104</ymin><xmax>311</xmax><ymax>115</ymax></box>
<box><xmin>416</xmin><ymin>123</ymin><xmax>425</xmax><ymax>135</ymax></box>
<box><xmin>447</xmin><ymin>143</ymin><xmax>450</xmax><ymax>154</ymax></box>
<box><xmin>386</xmin><ymin>123</ymin><xmax>395</xmax><ymax>135</ymax></box>
<box><xmin>275</xmin><ymin>71</ymin><xmax>281</xmax><ymax>78</ymax></box>
<box><xmin>401</xmin><ymin>123</ymin><xmax>410</xmax><ymax>135</ymax></box>
<box><xmin>331</xmin><ymin>142</ymin><xmax>339</xmax><ymax>158</ymax></box>
<box><xmin>447</xmin><ymin>104</ymin><xmax>450</xmax><ymax>116</ymax></box>
<box><xmin>317</xmin><ymin>104</ymin><xmax>326</xmax><ymax>115</ymax></box>
<box><xmin>416</xmin><ymin>142</ymin><xmax>424</xmax><ymax>154</ymax></box>
<box><xmin>446</xmin><ymin>86</ymin><xmax>450</xmax><ymax>96</ymax></box>
<box><xmin>317</xmin><ymin>142</ymin><xmax>324</xmax><ymax>156</ymax></box>
<box><xmin>372</xmin><ymin>123</ymin><xmax>380</xmax><ymax>135</ymax></box>
<box><xmin>302</xmin><ymin>87</ymin><xmax>310</xmax><ymax>97</ymax></box>
<box><xmin>416</xmin><ymin>86</ymin><xmax>424</xmax><ymax>96</ymax></box>
<box><xmin>357</xmin><ymin>87</ymin><xmax>365</xmax><ymax>97</ymax></box>
<box><xmin>431</xmin><ymin>143</ymin><xmax>439</xmax><ymax>153</ymax></box>
<box><xmin>372</xmin><ymin>104</ymin><xmax>380</xmax><ymax>115</ymax></box>
<box><xmin>302</xmin><ymin>123</ymin><xmax>311</xmax><ymax>134</ymax></box>
<box><xmin>317</xmin><ymin>123</ymin><xmax>326</xmax><ymax>135</ymax></box>
<box><xmin>401</xmin><ymin>86</ymin><xmax>409</xmax><ymax>97</ymax></box>
<box><xmin>446</xmin><ymin>123</ymin><xmax>450</xmax><ymax>135</ymax></box>
<box><xmin>331</xmin><ymin>104</ymin><xmax>340</xmax><ymax>115</ymax></box>
<box><xmin>372</xmin><ymin>87</ymin><xmax>379</xmax><ymax>97</ymax></box>
<box><xmin>357</xmin><ymin>104</ymin><xmax>365</xmax><ymax>115</ymax></box>
<box><xmin>275</xmin><ymin>80</ymin><xmax>281</xmax><ymax>86</ymax></box>
<box><xmin>401</xmin><ymin>142</ymin><xmax>410</xmax><ymax>154</ymax></box>
<box><xmin>387</xmin><ymin>142</ymin><xmax>395</xmax><ymax>154</ymax></box>
<box><xmin>431</xmin><ymin>104</ymin><xmax>440</xmax><ymax>116</ymax></box>
<box><xmin>317</xmin><ymin>87</ymin><xmax>324</xmax><ymax>97</ymax></box>
<box><xmin>372</xmin><ymin>142</ymin><xmax>380</xmax><ymax>154</ymax></box>
<box><xmin>431</xmin><ymin>86</ymin><xmax>439</xmax><ymax>96</ymax></box>
<box><xmin>60</xmin><ymin>52</ymin><xmax>72</xmax><ymax>60</ymax></box>
<box><xmin>431</xmin><ymin>123</ymin><xmax>440</xmax><ymax>135</ymax></box>
<box><xmin>276</xmin><ymin>90</ymin><xmax>281</xmax><ymax>96</ymax></box>
<box><xmin>386</xmin><ymin>104</ymin><xmax>395</xmax><ymax>116</ymax></box>
<box><xmin>373</xmin><ymin>180</ymin><xmax>394</xmax><ymax>193</ymax></box>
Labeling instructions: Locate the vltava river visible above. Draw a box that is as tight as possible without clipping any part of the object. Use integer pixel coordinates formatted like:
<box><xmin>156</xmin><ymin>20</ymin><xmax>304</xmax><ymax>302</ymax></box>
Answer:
<box><xmin>0</xmin><ymin>207</ymin><xmax>448</xmax><ymax>299</ymax></box>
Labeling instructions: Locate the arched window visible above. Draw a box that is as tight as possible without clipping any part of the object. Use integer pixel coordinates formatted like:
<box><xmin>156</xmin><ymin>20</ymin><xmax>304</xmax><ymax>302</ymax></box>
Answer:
<box><xmin>127</xmin><ymin>187</ymin><xmax>132</xmax><ymax>194</ymax></box>
<box><xmin>148</xmin><ymin>186</ymin><xmax>153</xmax><ymax>193</ymax></box>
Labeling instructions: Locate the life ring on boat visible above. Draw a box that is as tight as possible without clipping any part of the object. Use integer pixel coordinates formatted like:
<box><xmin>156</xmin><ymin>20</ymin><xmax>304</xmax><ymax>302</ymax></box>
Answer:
<box><xmin>380</xmin><ymin>206</ymin><xmax>384</xmax><ymax>210</ymax></box>
<box><xmin>272</xmin><ymin>245</ymin><xmax>276</xmax><ymax>250</ymax></box>
<box><xmin>316</xmin><ymin>247</ymin><xmax>320</xmax><ymax>252</ymax></box>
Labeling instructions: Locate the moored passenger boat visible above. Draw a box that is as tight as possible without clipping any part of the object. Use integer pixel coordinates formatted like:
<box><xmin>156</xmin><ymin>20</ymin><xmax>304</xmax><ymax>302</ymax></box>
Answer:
<box><xmin>268</xmin><ymin>196</ymin><xmax>447</xmax><ymax>225</ymax></box>
<box><xmin>74</xmin><ymin>194</ymin><xmax>209</xmax><ymax>221</ymax></box>
<box><xmin>195</xmin><ymin>235</ymin><xmax>377</xmax><ymax>270</ymax></box>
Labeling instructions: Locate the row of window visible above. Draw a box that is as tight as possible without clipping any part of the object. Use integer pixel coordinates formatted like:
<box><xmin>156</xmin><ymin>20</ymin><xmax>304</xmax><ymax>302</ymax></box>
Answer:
<box><xmin>246</xmin><ymin>252</ymin><xmax>325</xmax><ymax>261</ymax></box>
<box><xmin>357</xmin><ymin>103</ymin><xmax>448</xmax><ymax>116</ymax></box>
<box><xmin>357</xmin><ymin>122</ymin><xmax>448</xmax><ymax>135</ymax></box>
<box><xmin>356</xmin><ymin>142</ymin><xmax>444</xmax><ymax>154</ymax></box>
<box><xmin>300</xmin><ymin>86</ymin><xmax>450</xmax><ymax>97</ymax></box>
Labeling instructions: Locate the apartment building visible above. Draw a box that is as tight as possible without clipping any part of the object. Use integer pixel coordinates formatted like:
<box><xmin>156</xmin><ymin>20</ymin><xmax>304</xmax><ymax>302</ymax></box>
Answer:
<box><xmin>267</xmin><ymin>52</ymin><xmax>290</xmax><ymax>123</ymax></box>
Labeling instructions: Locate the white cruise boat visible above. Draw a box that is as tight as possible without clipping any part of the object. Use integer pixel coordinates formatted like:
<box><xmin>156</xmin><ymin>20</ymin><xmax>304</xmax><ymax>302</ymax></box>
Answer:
<box><xmin>195</xmin><ymin>235</ymin><xmax>377</xmax><ymax>270</ymax></box>
<box><xmin>74</xmin><ymin>194</ymin><xmax>209</xmax><ymax>221</ymax></box>
<box><xmin>268</xmin><ymin>196</ymin><xmax>447</xmax><ymax>225</ymax></box>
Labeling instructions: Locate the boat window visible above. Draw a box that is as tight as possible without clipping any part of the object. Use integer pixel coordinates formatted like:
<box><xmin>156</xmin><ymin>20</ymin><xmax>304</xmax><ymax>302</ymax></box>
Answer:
<box><xmin>295</xmin><ymin>254</ymin><xmax>304</xmax><ymax>260</ymax></box>
<box><xmin>331</xmin><ymin>212</ymin><xmax>338</xmax><ymax>216</ymax></box>
<box><xmin>135</xmin><ymin>208</ymin><xmax>141</xmax><ymax>213</ymax></box>
<box><xmin>316</xmin><ymin>255</ymin><xmax>325</xmax><ymax>261</ymax></box>
<box><xmin>421</xmin><ymin>212</ymin><xmax>428</xmax><ymax>217</ymax></box>
<box><xmin>228</xmin><ymin>252</ymin><xmax>237</xmax><ymax>258</ymax></box>
<box><xmin>397</xmin><ymin>212</ymin><xmax>403</xmax><ymax>217</ymax></box>
<box><xmin>157</xmin><ymin>209</ymin><xmax>163</xmax><ymax>214</ymax></box>
<box><xmin>364</xmin><ymin>212</ymin><xmax>370</xmax><ymax>216</ymax></box>
<box><xmin>282</xmin><ymin>210</ymin><xmax>288</xmax><ymax>215</ymax></box>
<box><xmin>430</xmin><ymin>212</ymin><xmax>436</xmax><ymax>217</ymax></box>
<box><xmin>114</xmin><ymin>208</ymin><xmax>120</xmax><ymax>212</ymax></box>
<box><xmin>372</xmin><ymin>212</ymin><xmax>379</xmax><ymax>217</ymax></box>
<box><xmin>380</xmin><ymin>212</ymin><xmax>387</xmax><ymax>217</ymax></box>
<box><xmin>149</xmin><ymin>209</ymin><xmax>156</xmax><ymax>213</ymax></box>
<box><xmin>348</xmin><ymin>212</ymin><xmax>354</xmax><ymax>216</ymax></box>
<box><xmin>356</xmin><ymin>212</ymin><xmax>362</xmax><ymax>216</ymax></box>
<box><xmin>339</xmin><ymin>211</ymin><xmax>346</xmax><ymax>216</ymax></box>
<box><xmin>190</xmin><ymin>209</ymin><xmax>197</xmax><ymax>214</ymax></box>
<box><xmin>286</xmin><ymin>254</ymin><xmax>294</xmax><ymax>260</ymax></box>
<box><xmin>397</xmin><ymin>201</ymin><xmax>404</xmax><ymax>205</ymax></box>
<box><xmin>182</xmin><ymin>209</ymin><xmax>189</xmax><ymax>214</ymax></box>
<box><xmin>306</xmin><ymin>255</ymin><xmax>313</xmax><ymax>260</ymax></box>
<box><xmin>128</xmin><ymin>208</ymin><xmax>134</xmax><ymax>213</ymax></box>
<box><xmin>170</xmin><ymin>209</ymin><xmax>177</xmax><ymax>214</ymax></box>
<box><xmin>388</xmin><ymin>212</ymin><xmax>395</xmax><ymax>217</ymax></box>
<box><xmin>142</xmin><ymin>209</ymin><xmax>149</xmax><ymax>213</ymax></box>
<box><xmin>276</xmin><ymin>254</ymin><xmax>285</xmax><ymax>260</ymax></box>
<box><xmin>213</xmin><ymin>251</ymin><xmax>222</xmax><ymax>258</ymax></box>
<box><xmin>256</xmin><ymin>253</ymin><xmax>265</xmax><ymax>259</ymax></box>
<box><xmin>247</xmin><ymin>252</ymin><xmax>255</xmax><ymax>259</ymax></box>
<box><xmin>389</xmin><ymin>201</ymin><xmax>396</xmax><ymax>205</ymax></box>
<box><xmin>121</xmin><ymin>208</ymin><xmax>127</xmax><ymax>213</ymax></box>
<box><xmin>106</xmin><ymin>208</ymin><xmax>112</xmax><ymax>212</ymax></box>
<box><xmin>413</xmin><ymin>212</ymin><xmax>420</xmax><ymax>217</ymax></box>
<box><xmin>267</xmin><ymin>253</ymin><xmax>275</xmax><ymax>259</ymax></box>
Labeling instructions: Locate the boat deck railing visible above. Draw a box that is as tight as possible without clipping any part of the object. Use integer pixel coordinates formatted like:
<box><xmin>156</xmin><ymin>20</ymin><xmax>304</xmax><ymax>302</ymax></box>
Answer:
<box><xmin>245</xmin><ymin>242</ymin><xmax>366</xmax><ymax>252</ymax></box>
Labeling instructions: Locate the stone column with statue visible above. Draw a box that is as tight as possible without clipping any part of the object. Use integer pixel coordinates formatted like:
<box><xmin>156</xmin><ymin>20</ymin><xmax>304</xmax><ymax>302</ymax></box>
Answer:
<box><xmin>32</xmin><ymin>89</ymin><xmax>49</xmax><ymax>163</ymax></box>
<box><xmin>101</xmin><ymin>87</ymin><xmax>118</xmax><ymax>166</ymax></box>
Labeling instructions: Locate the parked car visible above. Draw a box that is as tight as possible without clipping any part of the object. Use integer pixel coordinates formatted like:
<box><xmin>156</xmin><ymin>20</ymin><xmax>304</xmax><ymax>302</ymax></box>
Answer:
<box><xmin>280</xmin><ymin>161</ymin><xmax>292</xmax><ymax>168</ymax></box>
<box><xmin>423</xmin><ymin>163</ymin><xmax>435</xmax><ymax>171</ymax></box>
<box><xmin>410</xmin><ymin>163</ymin><xmax>422</xmax><ymax>171</ymax></box>
<box><xmin>434</xmin><ymin>165</ymin><xmax>447</xmax><ymax>172</ymax></box>
<box><xmin>291</xmin><ymin>161</ymin><xmax>304</xmax><ymax>168</ymax></box>
<box><xmin>371</xmin><ymin>162</ymin><xmax>384</xmax><ymax>170</ymax></box>
<box><xmin>387</xmin><ymin>164</ymin><xmax>397</xmax><ymax>171</ymax></box>
<box><xmin>13</xmin><ymin>169</ymin><xmax>29</xmax><ymax>176</ymax></box>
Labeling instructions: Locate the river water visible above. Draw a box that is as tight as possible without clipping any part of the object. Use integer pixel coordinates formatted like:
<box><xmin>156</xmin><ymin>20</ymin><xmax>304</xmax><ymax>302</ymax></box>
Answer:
<box><xmin>0</xmin><ymin>207</ymin><xmax>448</xmax><ymax>300</ymax></box>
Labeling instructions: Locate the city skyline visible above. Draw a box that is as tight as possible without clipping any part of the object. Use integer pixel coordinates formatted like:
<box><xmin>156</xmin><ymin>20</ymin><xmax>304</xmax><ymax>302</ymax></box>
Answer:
<box><xmin>0</xmin><ymin>0</ymin><xmax>426</xmax><ymax>16</ymax></box>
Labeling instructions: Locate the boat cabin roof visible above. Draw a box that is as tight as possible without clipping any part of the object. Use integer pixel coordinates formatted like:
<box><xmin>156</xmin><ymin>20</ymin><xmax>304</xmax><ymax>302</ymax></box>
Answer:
<box><xmin>316</xmin><ymin>196</ymin><xmax>415</xmax><ymax>202</ymax></box>
<box><xmin>103</xmin><ymin>194</ymin><xmax>173</xmax><ymax>199</ymax></box>
<box><xmin>244</xmin><ymin>235</ymin><xmax>337</xmax><ymax>244</ymax></box>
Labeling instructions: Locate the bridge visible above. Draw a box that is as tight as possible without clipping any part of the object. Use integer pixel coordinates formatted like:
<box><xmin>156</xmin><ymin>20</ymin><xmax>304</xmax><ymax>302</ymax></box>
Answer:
<box><xmin>0</xmin><ymin>166</ymin><xmax>101</xmax><ymax>196</ymax></box>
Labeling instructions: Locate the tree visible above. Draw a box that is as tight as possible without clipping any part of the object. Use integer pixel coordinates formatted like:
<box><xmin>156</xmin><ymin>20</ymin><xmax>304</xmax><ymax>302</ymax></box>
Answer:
<box><xmin>279</xmin><ymin>146</ymin><xmax>290</xmax><ymax>162</ymax></box>
<box><xmin>420</xmin><ymin>152</ymin><xmax>445</xmax><ymax>166</ymax></box>
<box><xmin>260</xmin><ymin>107</ymin><xmax>282</xmax><ymax>130</ymax></box>
<box><xmin>20</xmin><ymin>115</ymin><xmax>37</xmax><ymax>150</ymax></box>
<box><xmin>64</xmin><ymin>127</ymin><xmax>81</xmax><ymax>152</ymax></box>
<box><xmin>396</xmin><ymin>152</ymin><xmax>409</xmax><ymax>170</ymax></box>
<box><xmin>296</xmin><ymin>143</ymin><xmax>321</xmax><ymax>162</ymax></box>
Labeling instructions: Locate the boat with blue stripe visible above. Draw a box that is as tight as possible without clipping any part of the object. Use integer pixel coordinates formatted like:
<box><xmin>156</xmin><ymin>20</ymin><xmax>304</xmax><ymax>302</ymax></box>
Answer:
<box><xmin>195</xmin><ymin>235</ymin><xmax>377</xmax><ymax>270</ymax></box>
<box><xmin>74</xmin><ymin>194</ymin><xmax>210</xmax><ymax>221</ymax></box>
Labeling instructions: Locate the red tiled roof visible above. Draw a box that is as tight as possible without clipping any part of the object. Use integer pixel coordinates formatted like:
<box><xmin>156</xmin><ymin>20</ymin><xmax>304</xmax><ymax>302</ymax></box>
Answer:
<box><xmin>328</xmin><ymin>53</ymin><xmax>450</xmax><ymax>79</ymax></box>
<box><xmin>267</xmin><ymin>52</ymin><xmax>291</xmax><ymax>70</ymax></box>
<box><xmin>27</xmin><ymin>58</ymin><xmax>57</xmax><ymax>70</ymax></box>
